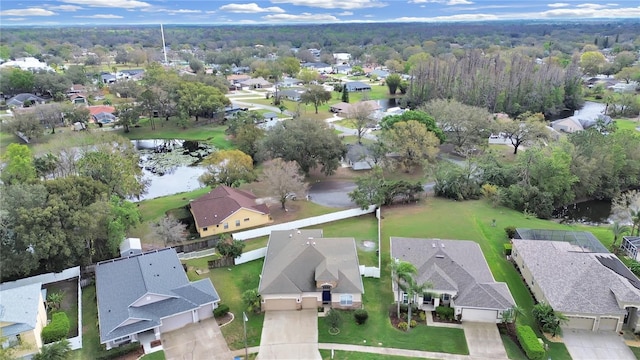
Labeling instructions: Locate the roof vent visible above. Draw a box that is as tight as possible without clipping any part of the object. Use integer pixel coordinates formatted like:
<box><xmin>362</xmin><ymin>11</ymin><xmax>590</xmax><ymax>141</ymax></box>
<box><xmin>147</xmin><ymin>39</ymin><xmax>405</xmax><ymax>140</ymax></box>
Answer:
<box><xmin>306</xmin><ymin>241</ymin><xmax>310</xmax><ymax>245</ymax></box>
<box><xmin>436</xmin><ymin>255</ymin><xmax>445</xmax><ymax>259</ymax></box>
<box><xmin>297</xmin><ymin>230</ymin><xmax>301</xmax><ymax>234</ymax></box>
<box><xmin>432</xmin><ymin>243</ymin><xmax>436</xmax><ymax>248</ymax></box>
<box><xmin>289</xmin><ymin>234</ymin><xmax>293</xmax><ymax>238</ymax></box>
<box><xmin>313</xmin><ymin>242</ymin><xmax>316</xmax><ymax>245</ymax></box>
<box><xmin>308</xmin><ymin>237</ymin><xmax>314</xmax><ymax>240</ymax></box>
<box><xmin>441</xmin><ymin>244</ymin><xmax>445</xmax><ymax>248</ymax></box>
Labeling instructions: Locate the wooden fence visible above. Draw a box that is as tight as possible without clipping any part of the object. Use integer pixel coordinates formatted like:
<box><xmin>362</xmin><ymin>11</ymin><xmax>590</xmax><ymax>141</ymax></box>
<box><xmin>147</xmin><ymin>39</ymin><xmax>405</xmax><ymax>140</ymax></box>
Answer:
<box><xmin>208</xmin><ymin>257</ymin><xmax>235</xmax><ymax>269</ymax></box>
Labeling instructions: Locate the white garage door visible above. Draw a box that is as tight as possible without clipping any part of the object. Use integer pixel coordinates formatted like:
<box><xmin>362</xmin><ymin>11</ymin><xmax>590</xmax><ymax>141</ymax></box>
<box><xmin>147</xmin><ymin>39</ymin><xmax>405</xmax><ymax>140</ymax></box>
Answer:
<box><xmin>598</xmin><ymin>317</ymin><xmax>619</xmax><ymax>331</ymax></box>
<box><xmin>566</xmin><ymin>316</ymin><xmax>595</xmax><ymax>330</ymax></box>
<box><xmin>461</xmin><ymin>308</ymin><xmax>498</xmax><ymax>322</ymax></box>
<box><xmin>160</xmin><ymin>311</ymin><xmax>193</xmax><ymax>333</ymax></box>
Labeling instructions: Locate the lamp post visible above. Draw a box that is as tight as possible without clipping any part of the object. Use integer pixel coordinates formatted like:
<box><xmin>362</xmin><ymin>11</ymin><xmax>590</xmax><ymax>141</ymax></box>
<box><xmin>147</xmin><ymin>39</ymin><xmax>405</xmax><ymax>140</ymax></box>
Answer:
<box><xmin>243</xmin><ymin>312</ymin><xmax>248</xmax><ymax>360</ymax></box>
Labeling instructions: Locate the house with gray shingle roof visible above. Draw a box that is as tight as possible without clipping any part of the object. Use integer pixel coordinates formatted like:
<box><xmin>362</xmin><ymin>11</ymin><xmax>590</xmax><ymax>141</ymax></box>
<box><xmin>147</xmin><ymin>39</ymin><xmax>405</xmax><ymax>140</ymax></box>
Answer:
<box><xmin>189</xmin><ymin>185</ymin><xmax>272</xmax><ymax>237</ymax></box>
<box><xmin>512</xmin><ymin>239</ymin><xmax>640</xmax><ymax>332</ymax></box>
<box><xmin>391</xmin><ymin>238</ymin><xmax>515</xmax><ymax>323</ymax></box>
<box><xmin>0</xmin><ymin>282</ymin><xmax>47</xmax><ymax>358</ymax></box>
<box><xmin>258</xmin><ymin>229</ymin><xmax>364</xmax><ymax>311</ymax></box>
<box><xmin>95</xmin><ymin>248</ymin><xmax>220</xmax><ymax>350</ymax></box>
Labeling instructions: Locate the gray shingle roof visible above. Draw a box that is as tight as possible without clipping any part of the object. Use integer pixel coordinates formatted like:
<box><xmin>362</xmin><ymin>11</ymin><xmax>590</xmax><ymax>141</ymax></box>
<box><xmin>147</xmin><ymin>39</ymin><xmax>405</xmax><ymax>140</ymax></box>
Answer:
<box><xmin>95</xmin><ymin>248</ymin><xmax>219</xmax><ymax>343</ymax></box>
<box><xmin>0</xmin><ymin>282</ymin><xmax>42</xmax><ymax>336</ymax></box>
<box><xmin>258</xmin><ymin>230</ymin><xmax>364</xmax><ymax>295</ymax></box>
<box><xmin>391</xmin><ymin>238</ymin><xmax>515</xmax><ymax>310</ymax></box>
<box><xmin>513</xmin><ymin>240</ymin><xmax>640</xmax><ymax>315</ymax></box>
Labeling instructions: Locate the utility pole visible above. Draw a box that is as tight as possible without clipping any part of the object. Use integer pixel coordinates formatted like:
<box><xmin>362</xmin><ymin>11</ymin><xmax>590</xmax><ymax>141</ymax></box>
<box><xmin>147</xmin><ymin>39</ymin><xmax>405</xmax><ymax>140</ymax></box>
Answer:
<box><xmin>160</xmin><ymin>24</ymin><xmax>168</xmax><ymax>64</ymax></box>
<box><xmin>243</xmin><ymin>312</ymin><xmax>248</xmax><ymax>359</ymax></box>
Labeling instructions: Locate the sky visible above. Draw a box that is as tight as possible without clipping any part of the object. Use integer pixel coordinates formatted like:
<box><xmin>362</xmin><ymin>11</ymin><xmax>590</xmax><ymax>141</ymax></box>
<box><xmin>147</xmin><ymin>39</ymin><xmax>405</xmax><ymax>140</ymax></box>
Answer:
<box><xmin>1</xmin><ymin>0</ymin><xmax>639</xmax><ymax>26</ymax></box>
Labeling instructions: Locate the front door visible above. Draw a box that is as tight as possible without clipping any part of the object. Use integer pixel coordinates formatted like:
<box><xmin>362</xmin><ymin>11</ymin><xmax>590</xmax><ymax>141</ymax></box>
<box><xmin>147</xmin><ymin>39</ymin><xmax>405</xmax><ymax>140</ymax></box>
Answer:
<box><xmin>322</xmin><ymin>285</ymin><xmax>331</xmax><ymax>304</ymax></box>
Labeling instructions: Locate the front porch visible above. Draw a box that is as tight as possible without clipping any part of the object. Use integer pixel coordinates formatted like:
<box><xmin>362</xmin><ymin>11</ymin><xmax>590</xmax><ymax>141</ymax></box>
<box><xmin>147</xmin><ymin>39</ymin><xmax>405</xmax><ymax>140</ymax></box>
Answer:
<box><xmin>138</xmin><ymin>329</ymin><xmax>163</xmax><ymax>354</ymax></box>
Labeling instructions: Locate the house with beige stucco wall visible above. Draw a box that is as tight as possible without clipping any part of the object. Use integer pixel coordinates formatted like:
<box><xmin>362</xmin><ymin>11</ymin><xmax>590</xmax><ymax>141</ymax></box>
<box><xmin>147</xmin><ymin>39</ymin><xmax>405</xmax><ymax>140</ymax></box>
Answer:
<box><xmin>189</xmin><ymin>185</ymin><xmax>272</xmax><ymax>237</ymax></box>
<box><xmin>0</xmin><ymin>283</ymin><xmax>48</xmax><ymax>358</ymax></box>
<box><xmin>258</xmin><ymin>229</ymin><xmax>364</xmax><ymax>311</ymax></box>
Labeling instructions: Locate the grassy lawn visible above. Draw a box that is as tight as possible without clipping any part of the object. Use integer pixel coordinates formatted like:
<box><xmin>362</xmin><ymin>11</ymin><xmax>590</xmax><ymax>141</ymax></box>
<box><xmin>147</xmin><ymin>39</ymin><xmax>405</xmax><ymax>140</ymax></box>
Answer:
<box><xmin>501</xmin><ymin>334</ymin><xmax>526</xmax><ymax>360</ymax></box>
<box><xmin>321</xmin><ymin>215</ymin><xmax>379</xmax><ymax>267</ymax></box>
<box><xmin>137</xmin><ymin>187</ymin><xmax>212</xmax><ymax>222</ymax></box>
<box><xmin>319</xmin><ymin>350</ymin><xmax>435</xmax><ymax>359</ymax></box>
<box><xmin>72</xmin><ymin>285</ymin><xmax>100</xmax><ymax>360</ymax></box>
<box><xmin>184</xmin><ymin>258</ymin><xmax>265</xmax><ymax>350</ymax></box>
<box><xmin>123</xmin><ymin>119</ymin><xmax>233</xmax><ymax>150</ymax></box>
<box><xmin>380</xmin><ymin>198</ymin><xmax>581</xmax><ymax>357</ymax></box>
<box><xmin>140</xmin><ymin>351</ymin><xmax>166</xmax><ymax>360</ymax></box>
<box><xmin>630</xmin><ymin>346</ymin><xmax>640</xmax><ymax>359</ymax></box>
<box><xmin>615</xmin><ymin>118</ymin><xmax>640</xmax><ymax>132</ymax></box>
<box><xmin>0</xmin><ymin>131</ymin><xmax>20</xmax><ymax>154</ymax></box>
<box><xmin>318</xmin><ymin>278</ymin><xmax>468</xmax><ymax>354</ymax></box>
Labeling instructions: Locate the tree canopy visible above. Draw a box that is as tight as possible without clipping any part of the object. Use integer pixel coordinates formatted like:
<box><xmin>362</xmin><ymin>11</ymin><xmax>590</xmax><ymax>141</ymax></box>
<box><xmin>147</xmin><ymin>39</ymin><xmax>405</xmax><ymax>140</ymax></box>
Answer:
<box><xmin>380</xmin><ymin>110</ymin><xmax>445</xmax><ymax>143</ymax></box>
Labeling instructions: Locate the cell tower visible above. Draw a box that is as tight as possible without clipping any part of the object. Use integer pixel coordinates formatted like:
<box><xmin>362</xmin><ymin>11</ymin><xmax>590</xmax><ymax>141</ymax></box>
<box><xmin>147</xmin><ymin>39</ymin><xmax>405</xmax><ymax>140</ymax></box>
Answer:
<box><xmin>160</xmin><ymin>24</ymin><xmax>168</xmax><ymax>64</ymax></box>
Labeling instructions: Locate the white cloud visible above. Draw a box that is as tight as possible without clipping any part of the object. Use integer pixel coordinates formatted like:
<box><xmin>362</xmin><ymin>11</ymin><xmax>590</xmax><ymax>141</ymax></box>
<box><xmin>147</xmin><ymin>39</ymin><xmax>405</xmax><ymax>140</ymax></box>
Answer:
<box><xmin>395</xmin><ymin>13</ymin><xmax>498</xmax><ymax>21</ymax></box>
<box><xmin>540</xmin><ymin>6</ymin><xmax>640</xmax><ymax>17</ymax></box>
<box><xmin>170</xmin><ymin>9</ymin><xmax>202</xmax><ymax>13</ymax></box>
<box><xmin>338</xmin><ymin>11</ymin><xmax>354</xmax><ymax>16</ymax></box>
<box><xmin>270</xmin><ymin>0</ymin><xmax>386</xmax><ymax>10</ymax></box>
<box><xmin>547</xmin><ymin>3</ymin><xmax>570</xmax><ymax>7</ymax></box>
<box><xmin>263</xmin><ymin>12</ymin><xmax>339</xmax><ymax>21</ymax></box>
<box><xmin>6</xmin><ymin>18</ymin><xmax>27</xmax><ymax>21</ymax></box>
<box><xmin>0</xmin><ymin>8</ymin><xmax>56</xmax><ymax>16</ymax></box>
<box><xmin>74</xmin><ymin>14</ymin><xmax>124</xmax><ymax>18</ymax></box>
<box><xmin>48</xmin><ymin>5</ymin><xmax>83</xmax><ymax>11</ymax></box>
<box><xmin>409</xmin><ymin>0</ymin><xmax>474</xmax><ymax>5</ymax></box>
<box><xmin>60</xmin><ymin>0</ymin><xmax>151</xmax><ymax>9</ymax></box>
<box><xmin>576</xmin><ymin>3</ymin><xmax>607</xmax><ymax>9</ymax></box>
<box><xmin>219</xmin><ymin>3</ymin><xmax>285</xmax><ymax>13</ymax></box>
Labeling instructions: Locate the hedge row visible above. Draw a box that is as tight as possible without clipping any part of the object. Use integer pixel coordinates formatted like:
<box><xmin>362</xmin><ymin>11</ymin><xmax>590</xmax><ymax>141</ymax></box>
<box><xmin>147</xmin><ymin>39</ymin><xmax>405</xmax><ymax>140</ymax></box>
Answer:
<box><xmin>435</xmin><ymin>306</ymin><xmax>454</xmax><ymax>320</ymax></box>
<box><xmin>42</xmin><ymin>312</ymin><xmax>70</xmax><ymax>344</ymax></box>
<box><xmin>516</xmin><ymin>325</ymin><xmax>545</xmax><ymax>360</ymax></box>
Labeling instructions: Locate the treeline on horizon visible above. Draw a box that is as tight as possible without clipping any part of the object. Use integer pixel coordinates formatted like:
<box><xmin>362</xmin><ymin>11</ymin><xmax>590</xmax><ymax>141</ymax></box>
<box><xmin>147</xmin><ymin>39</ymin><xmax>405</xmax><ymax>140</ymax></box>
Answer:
<box><xmin>2</xmin><ymin>21</ymin><xmax>640</xmax><ymax>56</ymax></box>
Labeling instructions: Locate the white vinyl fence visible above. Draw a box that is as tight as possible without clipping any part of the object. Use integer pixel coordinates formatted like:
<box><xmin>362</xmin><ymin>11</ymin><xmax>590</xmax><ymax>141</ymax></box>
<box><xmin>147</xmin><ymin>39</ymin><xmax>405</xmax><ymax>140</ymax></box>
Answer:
<box><xmin>235</xmin><ymin>247</ymin><xmax>267</xmax><ymax>265</ymax></box>
<box><xmin>177</xmin><ymin>248</ymin><xmax>216</xmax><ymax>260</ymax></box>
<box><xmin>232</xmin><ymin>205</ymin><xmax>376</xmax><ymax>240</ymax></box>
<box><xmin>359</xmin><ymin>265</ymin><xmax>380</xmax><ymax>278</ymax></box>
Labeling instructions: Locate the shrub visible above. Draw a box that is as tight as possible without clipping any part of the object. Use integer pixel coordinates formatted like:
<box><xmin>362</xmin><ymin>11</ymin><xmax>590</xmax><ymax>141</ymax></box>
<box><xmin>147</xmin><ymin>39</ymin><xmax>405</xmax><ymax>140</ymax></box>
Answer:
<box><xmin>504</xmin><ymin>226</ymin><xmax>517</xmax><ymax>239</ymax></box>
<box><xmin>504</xmin><ymin>243</ymin><xmax>513</xmax><ymax>256</ymax></box>
<box><xmin>418</xmin><ymin>311</ymin><xmax>426</xmax><ymax>322</ymax></box>
<box><xmin>399</xmin><ymin>303</ymin><xmax>408</xmax><ymax>314</ymax></box>
<box><xmin>42</xmin><ymin>312</ymin><xmax>70</xmax><ymax>343</ymax></box>
<box><xmin>516</xmin><ymin>325</ymin><xmax>545</xmax><ymax>360</ymax></box>
<box><xmin>410</xmin><ymin>320</ymin><xmax>417</xmax><ymax>328</ymax></box>
<box><xmin>325</xmin><ymin>309</ymin><xmax>342</xmax><ymax>330</ymax></box>
<box><xmin>354</xmin><ymin>309</ymin><xmax>369</xmax><ymax>325</ymax></box>
<box><xmin>397</xmin><ymin>321</ymin><xmax>408</xmax><ymax>331</ymax></box>
<box><xmin>435</xmin><ymin>306</ymin><xmax>454</xmax><ymax>321</ymax></box>
<box><xmin>213</xmin><ymin>304</ymin><xmax>230</xmax><ymax>318</ymax></box>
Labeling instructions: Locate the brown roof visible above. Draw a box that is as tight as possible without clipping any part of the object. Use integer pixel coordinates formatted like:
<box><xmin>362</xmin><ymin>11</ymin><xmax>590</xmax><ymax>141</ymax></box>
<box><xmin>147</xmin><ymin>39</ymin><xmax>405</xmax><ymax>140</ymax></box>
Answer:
<box><xmin>88</xmin><ymin>105</ymin><xmax>115</xmax><ymax>116</ymax></box>
<box><xmin>227</xmin><ymin>74</ymin><xmax>251</xmax><ymax>82</ymax></box>
<box><xmin>190</xmin><ymin>185</ymin><xmax>270</xmax><ymax>228</ymax></box>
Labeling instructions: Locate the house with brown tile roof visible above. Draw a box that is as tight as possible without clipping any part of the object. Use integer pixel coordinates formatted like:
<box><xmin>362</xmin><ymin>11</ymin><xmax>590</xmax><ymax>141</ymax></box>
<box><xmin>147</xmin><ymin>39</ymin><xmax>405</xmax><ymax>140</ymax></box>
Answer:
<box><xmin>189</xmin><ymin>185</ymin><xmax>272</xmax><ymax>237</ymax></box>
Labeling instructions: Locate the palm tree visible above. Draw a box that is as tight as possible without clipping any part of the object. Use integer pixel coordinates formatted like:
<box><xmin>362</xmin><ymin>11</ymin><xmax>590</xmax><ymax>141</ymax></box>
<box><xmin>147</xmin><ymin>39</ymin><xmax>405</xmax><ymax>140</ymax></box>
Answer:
<box><xmin>389</xmin><ymin>259</ymin><xmax>417</xmax><ymax>318</ymax></box>
<box><xmin>405</xmin><ymin>277</ymin><xmax>431</xmax><ymax>331</ymax></box>
<box><xmin>610</xmin><ymin>222</ymin><xmax>630</xmax><ymax>249</ymax></box>
<box><xmin>501</xmin><ymin>304</ymin><xmax>525</xmax><ymax>324</ymax></box>
<box><xmin>33</xmin><ymin>339</ymin><xmax>71</xmax><ymax>360</ymax></box>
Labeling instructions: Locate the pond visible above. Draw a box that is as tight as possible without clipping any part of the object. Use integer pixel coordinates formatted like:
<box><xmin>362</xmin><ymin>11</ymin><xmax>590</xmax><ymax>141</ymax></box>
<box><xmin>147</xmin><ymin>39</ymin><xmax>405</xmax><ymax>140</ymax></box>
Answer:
<box><xmin>549</xmin><ymin>101</ymin><xmax>606</xmax><ymax>121</ymax></box>
<box><xmin>552</xmin><ymin>199</ymin><xmax>612</xmax><ymax>225</ymax></box>
<box><xmin>133</xmin><ymin>139</ymin><xmax>213</xmax><ymax>201</ymax></box>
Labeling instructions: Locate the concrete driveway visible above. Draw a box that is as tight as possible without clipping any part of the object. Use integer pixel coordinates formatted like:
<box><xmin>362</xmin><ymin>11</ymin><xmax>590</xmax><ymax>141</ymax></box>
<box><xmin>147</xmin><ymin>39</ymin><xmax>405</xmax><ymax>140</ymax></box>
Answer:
<box><xmin>562</xmin><ymin>329</ymin><xmax>635</xmax><ymax>360</ymax></box>
<box><xmin>461</xmin><ymin>322</ymin><xmax>508</xmax><ymax>359</ymax></box>
<box><xmin>162</xmin><ymin>317</ymin><xmax>232</xmax><ymax>360</ymax></box>
<box><xmin>257</xmin><ymin>310</ymin><xmax>321</xmax><ymax>360</ymax></box>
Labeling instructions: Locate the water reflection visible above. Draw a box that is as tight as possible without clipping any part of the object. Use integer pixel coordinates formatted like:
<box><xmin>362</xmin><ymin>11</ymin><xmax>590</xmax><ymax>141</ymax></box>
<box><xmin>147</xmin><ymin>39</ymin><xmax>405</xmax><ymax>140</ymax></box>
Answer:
<box><xmin>553</xmin><ymin>199</ymin><xmax>612</xmax><ymax>224</ymax></box>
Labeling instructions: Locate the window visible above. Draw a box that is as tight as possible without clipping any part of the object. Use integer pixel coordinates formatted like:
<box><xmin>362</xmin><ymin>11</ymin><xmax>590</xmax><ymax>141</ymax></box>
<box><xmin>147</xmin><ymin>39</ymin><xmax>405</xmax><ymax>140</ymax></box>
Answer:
<box><xmin>236</xmin><ymin>220</ymin><xmax>241</xmax><ymax>226</ymax></box>
<box><xmin>202</xmin><ymin>227</ymin><xmax>208</xmax><ymax>231</ymax></box>
<box><xmin>402</xmin><ymin>292</ymin><xmax>409</xmax><ymax>304</ymax></box>
<box><xmin>244</xmin><ymin>218</ymin><xmax>250</xmax><ymax>222</ymax></box>
<box><xmin>223</xmin><ymin>223</ymin><xmax>228</xmax><ymax>229</ymax></box>
<box><xmin>113</xmin><ymin>335</ymin><xmax>131</xmax><ymax>344</ymax></box>
<box><xmin>442</xmin><ymin>294</ymin><xmax>450</xmax><ymax>301</ymax></box>
<box><xmin>340</xmin><ymin>294</ymin><xmax>353</xmax><ymax>306</ymax></box>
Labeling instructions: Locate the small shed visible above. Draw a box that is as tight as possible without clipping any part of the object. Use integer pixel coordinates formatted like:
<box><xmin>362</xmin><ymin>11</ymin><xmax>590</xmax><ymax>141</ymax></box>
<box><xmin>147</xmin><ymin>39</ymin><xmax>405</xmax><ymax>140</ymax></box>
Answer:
<box><xmin>119</xmin><ymin>238</ymin><xmax>142</xmax><ymax>257</ymax></box>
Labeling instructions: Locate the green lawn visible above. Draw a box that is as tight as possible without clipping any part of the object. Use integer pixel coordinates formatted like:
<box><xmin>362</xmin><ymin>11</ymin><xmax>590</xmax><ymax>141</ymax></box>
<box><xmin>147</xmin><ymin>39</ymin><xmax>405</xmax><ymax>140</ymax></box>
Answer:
<box><xmin>501</xmin><ymin>334</ymin><xmax>527</xmax><ymax>360</ymax></box>
<box><xmin>630</xmin><ymin>346</ymin><xmax>640</xmax><ymax>359</ymax></box>
<box><xmin>321</xmin><ymin>215</ymin><xmax>379</xmax><ymax>267</ymax></box>
<box><xmin>137</xmin><ymin>187</ymin><xmax>212</xmax><ymax>222</ymax></box>
<box><xmin>319</xmin><ymin>349</ymin><xmax>434</xmax><ymax>359</ymax></box>
<box><xmin>72</xmin><ymin>285</ymin><xmax>100</xmax><ymax>360</ymax></box>
<box><xmin>318</xmin><ymin>280</ymin><xmax>469</xmax><ymax>354</ymax></box>
<box><xmin>184</xmin><ymin>258</ymin><xmax>265</xmax><ymax>350</ymax></box>
<box><xmin>615</xmin><ymin>118</ymin><xmax>640</xmax><ymax>132</ymax></box>
<box><xmin>0</xmin><ymin>131</ymin><xmax>20</xmax><ymax>155</ymax></box>
<box><xmin>123</xmin><ymin>119</ymin><xmax>233</xmax><ymax>150</ymax></box>
<box><xmin>140</xmin><ymin>351</ymin><xmax>166</xmax><ymax>360</ymax></box>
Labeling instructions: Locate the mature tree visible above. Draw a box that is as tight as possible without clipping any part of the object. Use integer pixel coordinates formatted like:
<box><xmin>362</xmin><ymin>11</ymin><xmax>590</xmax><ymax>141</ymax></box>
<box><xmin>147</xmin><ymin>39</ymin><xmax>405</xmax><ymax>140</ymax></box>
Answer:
<box><xmin>389</xmin><ymin>259</ymin><xmax>417</xmax><ymax>317</ymax></box>
<box><xmin>611</xmin><ymin>191</ymin><xmax>640</xmax><ymax>236</ymax></box>
<box><xmin>385</xmin><ymin>73</ymin><xmax>402</xmax><ymax>95</ymax></box>
<box><xmin>34</xmin><ymin>153</ymin><xmax>59</xmax><ymax>179</ymax></box>
<box><xmin>62</xmin><ymin>104</ymin><xmax>90</xmax><ymax>125</ymax></box>
<box><xmin>63</xmin><ymin>65</ymin><xmax>88</xmax><ymax>85</ymax></box>
<box><xmin>32</xmin><ymin>103</ymin><xmax>66</xmax><ymax>134</ymax></box>
<box><xmin>5</xmin><ymin>111</ymin><xmax>45</xmax><ymax>141</ymax></box>
<box><xmin>0</xmin><ymin>68</ymin><xmax>34</xmax><ymax>95</ymax></box>
<box><xmin>178</xmin><ymin>82</ymin><xmax>229</xmax><ymax>121</ymax></box>
<box><xmin>382</xmin><ymin>120</ymin><xmax>440</xmax><ymax>173</ymax></box>
<box><xmin>300</xmin><ymin>85</ymin><xmax>332</xmax><ymax>114</ymax></box>
<box><xmin>499</xmin><ymin>113</ymin><xmax>549</xmax><ymax>154</ymax></box>
<box><xmin>1</xmin><ymin>143</ymin><xmax>37</xmax><ymax>185</ymax></box>
<box><xmin>259</xmin><ymin>158</ymin><xmax>308</xmax><ymax>209</ymax></box>
<box><xmin>613</xmin><ymin>51</ymin><xmax>638</xmax><ymax>73</ymax></box>
<box><xmin>32</xmin><ymin>339</ymin><xmax>71</xmax><ymax>360</ymax></box>
<box><xmin>226</xmin><ymin>110</ymin><xmax>263</xmax><ymax>136</ymax></box>
<box><xmin>346</xmin><ymin>101</ymin><xmax>376</xmax><ymax>144</ymax></box>
<box><xmin>217</xmin><ymin>238</ymin><xmax>246</xmax><ymax>259</ymax></box>
<box><xmin>199</xmin><ymin>149</ymin><xmax>255</xmax><ymax>187</ymax></box>
<box><xmin>154</xmin><ymin>215</ymin><xmax>188</xmax><ymax>246</ymax></box>
<box><xmin>299</xmin><ymin>68</ymin><xmax>320</xmax><ymax>84</ymax></box>
<box><xmin>130</xmin><ymin>49</ymin><xmax>148</xmax><ymax>66</ymax></box>
<box><xmin>279</xmin><ymin>56</ymin><xmax>301</xmax><ymax>77</ymax></box>
<box><xmin>33</xmin><ymin>70</ymin><xmax>71</xmax><ymax>98</ymax></box>
<box><xmin>341</xmin><ymin>84</ymin><xmax>349</xmax><ymax>103</ymax></box>
<box><xmin>433</xmin><ymin>160</ymin><xmax>481</xmax><ymax>201</ymax></box>
<box><xmin>615</xmin><ymin>66</ymin><xmax>640</xmax><ymax>84</ymax></box>
<box><xmin>349</xmin><ymin>166</ymin><xmax>387</xmax><ymax>209</ymax></box>
<box><xmin>580</xmin><ymin>51</ymin><xmax>606</xmax><ymax>76</ymax></box>
<box><xmin>115</xmin><ymin>103</ymin><xmax>141</xmax><ymax>133</ymax></box>
<box><xmin>109</xmin><ymin>80</ymin><xmax>141</xmax><ymax>99</ymax></box>
<box><xmin>423</xmin><ymin>99</ymin><xmax>494</xmax><ymax>154</ymax></box>
<box><xmin>76</xmin><ymin>138</ymin><xmax>147</xmax><ymax>199</ymax></box>
<box><xmin>380</xmin><ymin>110</ymin><xmax>445</xmax><ymax>143</ymax></box>
<box><xmin>234</xmin><ymin>124</ymin><xmax>265</xmax><ymax>161</ymax></box>
<box><xmin>260</xmin><ymin>118</ymin><xmax>345</xmax><ymax>175</ymax></box>
<box><xmin>189</xmin><ymin>58</ymin><xmax>204</xmax><ymax>74</ymax></box>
